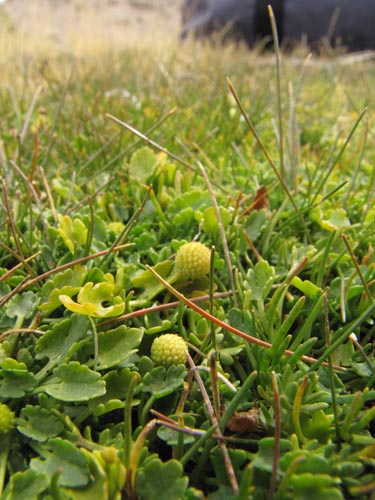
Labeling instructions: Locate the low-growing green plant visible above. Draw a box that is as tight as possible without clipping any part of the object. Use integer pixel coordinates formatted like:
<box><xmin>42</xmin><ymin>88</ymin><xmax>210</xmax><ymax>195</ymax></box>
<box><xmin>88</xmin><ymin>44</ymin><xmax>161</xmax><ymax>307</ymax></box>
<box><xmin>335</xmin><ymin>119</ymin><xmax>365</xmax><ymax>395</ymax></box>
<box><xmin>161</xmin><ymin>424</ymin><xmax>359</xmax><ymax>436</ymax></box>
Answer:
<box><xmin>0</xmin><ymin>14</ymin><xmax>374</xmax><ymax>498</ymax></box>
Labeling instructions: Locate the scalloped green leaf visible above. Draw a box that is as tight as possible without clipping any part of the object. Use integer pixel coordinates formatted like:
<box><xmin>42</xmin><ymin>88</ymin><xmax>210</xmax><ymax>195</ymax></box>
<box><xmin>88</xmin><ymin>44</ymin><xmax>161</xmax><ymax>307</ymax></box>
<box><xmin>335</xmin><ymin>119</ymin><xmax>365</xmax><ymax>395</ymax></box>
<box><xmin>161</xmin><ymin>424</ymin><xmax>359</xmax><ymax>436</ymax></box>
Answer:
<box><xmin>128</xmin><ymin>146</ymin><xmax>158</xmax><ymax>182</ymax></box>
<box><xmin>172</xmin><ymin>206</ymin><xmax>195</xmax><ymax>227</ymax></box>
<box><xmin>169</xmin><ymin>190</ymin><xmax>210</xmax><ymax>212</ymax></box>
<box><xmin>279</xmin><ymin>450</ymin><xmax>329</xmax><ymax>474</ymax></box>
<box><xmin>135</xmin><ymin>458</ymin><xmax>188</xmax><ymax>500</ymax></box>
<box><xmin>131</xmin><ymin>259</ymin><xmax>177</xmax><ymax>304</ymax></box>
<box><xmin>244</xmin><ymin>209</ymin><xmax>268</xmax><ymax>241</ymax></box>
<box><xmin>197</xmin><ymin>206</ymin><xmax>232</xmax><ymax>234</ymax></box>
<box><xmin>31</xmin><ymin>437</ymin><xmax>90</xmax><ymax>487</ymax></box>
<box><xmin>311</xmin><ymin>201</ymin><xmax>351</xmax><ymax>232</ymax></box>
<box><xmin>301</xmin><ymin>409</ymin><xmax>334</xmax><ymax>443</ymax></box>
<box><xmin>91</xmin><ymin>368</ymin><xmax>136</xmax><ymax>406</ymax></box>
<box><xmin>93</xmin><ymin>399</ymin><xmax>124</xmax><ymax>417</ymax></box>
<box><xmin>321</xmin><ymin>208</ymin><xmax>350</xmax><ymax>231</ymax></box>
<box><xmin>39</xmin><ymin>265</ymin><xmax>87</xmax><ymax>313</ymax></box>
<box><xmin>1</xmin><ymin>469</ymin><xmax>49</xmax><ymax>500</ymax></box>
<box><xmin>57</xmin><ymin>214</ymin><xmax>88</xmax><ymax>254</ymax></box>
<box><xmin>140</xmin><ymin>365</ymin><xmax>186</xmax><ymax>398</ymax></box>
<box><xmin>17</xmin><ymin>405</ymin><xmax>65</xmax><ymax>442</ymax></box>
<box><xmin>252</xmin><ymin>437</ymin><xmax>293</xmax><ymax>473</ymax></box>
<box><xmin>245</xmin><ymin>260</ymin><xmax>275</xmax><ymax>301</ymax></box>
<box><xmin>289</xmin><ymin>473</ymin><xmax>342</xmax><ymax>497</ymax></box>
<box><xmin>35</xmin><ymin>315</ymin><xmax>89</xmax><ymax>364</ymax></box>
<box><xmin>52</xmin><ymin>178</ymin><xmax>83</xmax><ymax>201</ymax></box>
<box><xmin>62</xmin><ymin>448</ymin><xmax>108</xmax><ymax>500</ymax></box>
<box><xmin>132</xmin><ymin>260</ymin><xmax>174</xmax><ymax>289</ymax></box>
<box><xmin>96</xmin><ymin>326</ymin><xmax>144</xmax><ymax>370</ymax></box>
<box><xmin>0</xmin><ymin>360</ymin><xmax>38</xmax><ymax>398</ymax></box>
<box><xmin>1</xmin><ymin>358</ymin><xmax>27</xmax><ymax>370</ymax></box>
<box><xmin>42</xmin><ymin>362</ymin><xmax>106</xmax><ymax>401</ymax></box>
<box><xmin>39</xmin><ymin>286</ymin><xmax>81</xmax><ymax>314</ymax></box>
<box><xmin>157</xmin><ymin>414</ymin><xmax>196</xmax><ymax>445</ymax></box>
<box><xmin>40</xmin><ymin>265</ymin><xmax>87</xmax><ymax>300</ymax></box>
<box><xmin>5</xmin><ymin>291</ymin><xmax>39</xmax><ymax>320</ymax></box>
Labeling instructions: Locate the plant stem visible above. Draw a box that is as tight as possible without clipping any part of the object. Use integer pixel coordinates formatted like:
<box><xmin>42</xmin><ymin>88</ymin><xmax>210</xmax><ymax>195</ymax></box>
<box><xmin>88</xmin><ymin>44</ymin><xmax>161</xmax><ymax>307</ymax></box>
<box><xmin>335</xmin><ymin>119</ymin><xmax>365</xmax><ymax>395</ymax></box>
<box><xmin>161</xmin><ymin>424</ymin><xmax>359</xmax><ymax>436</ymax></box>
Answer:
<box><xmin>0</xmin><ymin>437</ymin><xmax>10</xmax><ymax>494</ymax></box>
<box><xmin>324</xmin><ymin>293</ymin><xmax>341</xmax><ymax>450</ymax></box>
<box><xmin>269</xmin><ymin>371</ymin><xmax>281</xmax><ymax>499</ymax></box>
<box><xmin>187</xmin><ymin>353</ymin><xmax>239</xmax><ymax>495</ymax></box>
<box><xmin>146</xmin><ymin>265</ymin><xmax>345</xmax><ymax>370</ymax></box>
<box><xmin>268</xmin><ymin>5</ymin><xmax>285</xmax><ymax>181</ymax></box>
<box><xmin>124</xmin><ymin>373</ymin><xmax>140</xmax><ymax>469</ymax></box>
<box><xmin>89</xmin><ymin>316</ymin><xmax>99</xmax><ymax>371</ymax></box>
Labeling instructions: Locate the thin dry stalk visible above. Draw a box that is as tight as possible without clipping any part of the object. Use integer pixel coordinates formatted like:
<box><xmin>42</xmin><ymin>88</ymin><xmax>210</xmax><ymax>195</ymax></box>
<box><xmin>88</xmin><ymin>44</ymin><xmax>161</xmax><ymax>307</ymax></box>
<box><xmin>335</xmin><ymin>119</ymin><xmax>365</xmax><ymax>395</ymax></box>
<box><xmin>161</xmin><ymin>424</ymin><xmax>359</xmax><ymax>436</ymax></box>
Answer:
<box><xmin>197</xmin><ymin>160</ymin><xmax>237</xmax><ymax>305</ymax></box>
<box><xmin>20</xmin><ymin>84</ymin><xmax>44</xmax><ymax>145</ymax></box>
<box><xmin>269</xmin><ymin>371</ymin><xmax>281</xmax><ymax>499</ymax></box>
<box><xmin>150</xmin><ymin>410</ymin><xmax>253</xmax><ymax>444</ymax></box>
<box><xmin>227</xmin><ymin>77</ymin><xmax>311</xmax><ymax>243</ymax></box>
<box><xmin>0</xmin><ymin>244</ymin><xmax>132</xmax><ymax>308</ymax></box>
<box><xmin>268</xmin><ymin>5</ymin><xmax>285</xmax><ymax>179</ymax></box>
<box><xmin>106</xmin><ymin>113</ymin><xmax>230</xmax><ymax>194</ymax></box>
<box><xmin>0</xmin><ymin>251</ymin><xmax>40</xmax><ymax>284</ymax></box>
<box><xmin>146</xmin><ymin>264</ymin><xmax>347</xmax><ymax>371</ymax></box>
<box><xmin>9</xmin><ymin>160</ymin><xmax>48</xmax><ymax>233</ymax></box>
<box><xmin>98</xmin><ymin>291</ymin><xmax>234</xmax><ymax>328</ymax></box>
<box><xmin>2</xmin><ymin>178</ymin><xmax>24</xmax><ymax>259</ymax></box>
<box><xmin>39</xmin><ymin>166</ymin><xmax>58</xmax><ymax>223</ymax></box>
<box><xmin>187</xmin><ymin>352</ymin><xmax>239</xmax><ymax>495</ymax></box>
<box><xmin>341</xmin><ymin>234</ymin><xmax>373</xmax><ymax>303</ymax></box>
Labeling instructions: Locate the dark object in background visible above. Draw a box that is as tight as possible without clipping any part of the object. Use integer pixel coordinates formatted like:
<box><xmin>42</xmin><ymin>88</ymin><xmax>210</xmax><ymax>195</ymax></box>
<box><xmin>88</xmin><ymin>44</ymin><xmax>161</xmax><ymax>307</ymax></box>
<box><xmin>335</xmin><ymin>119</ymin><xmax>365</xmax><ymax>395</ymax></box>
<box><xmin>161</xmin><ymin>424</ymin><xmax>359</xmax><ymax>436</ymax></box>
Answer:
<box><xmin>181</xmin><ymin>0</ymin><xmax>375</xmax><ymax>51</ymax></box>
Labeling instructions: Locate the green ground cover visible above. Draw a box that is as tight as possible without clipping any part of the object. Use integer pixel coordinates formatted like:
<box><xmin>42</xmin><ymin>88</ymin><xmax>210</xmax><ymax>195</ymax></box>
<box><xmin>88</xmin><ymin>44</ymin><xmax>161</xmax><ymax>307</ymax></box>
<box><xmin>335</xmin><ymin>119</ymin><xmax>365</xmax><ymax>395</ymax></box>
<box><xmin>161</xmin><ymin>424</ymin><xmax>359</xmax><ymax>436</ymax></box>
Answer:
<box><xmin>0</xmin><ymin>18</ymin><xmax>375</xmax><ymax>499</ymax></box>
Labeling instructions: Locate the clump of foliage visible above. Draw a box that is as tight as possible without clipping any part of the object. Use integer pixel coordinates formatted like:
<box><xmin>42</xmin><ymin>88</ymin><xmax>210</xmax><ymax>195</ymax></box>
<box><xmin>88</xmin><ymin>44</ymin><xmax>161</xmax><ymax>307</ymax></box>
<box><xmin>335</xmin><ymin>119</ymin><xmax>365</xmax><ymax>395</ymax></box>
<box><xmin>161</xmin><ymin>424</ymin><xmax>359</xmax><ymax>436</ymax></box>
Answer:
<box><xmin>0</xmin><ymin>19</ymin><xmax>374</xmax><ymax>499</ymax></box>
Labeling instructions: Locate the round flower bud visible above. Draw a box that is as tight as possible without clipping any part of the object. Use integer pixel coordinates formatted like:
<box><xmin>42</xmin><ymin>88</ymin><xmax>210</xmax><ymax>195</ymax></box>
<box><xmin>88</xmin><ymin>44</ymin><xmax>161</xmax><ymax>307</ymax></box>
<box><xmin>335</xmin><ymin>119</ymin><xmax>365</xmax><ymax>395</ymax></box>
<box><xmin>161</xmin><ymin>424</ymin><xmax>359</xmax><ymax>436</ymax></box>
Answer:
<box><xmin>0</xmin><ymin>403</ymin><xmax>15</xmax><ymax>436</ymax></box>
<box><xmin>151</xmin><ymin>334</ymin><xmax>188</xmax><ymax>367</ymax></box>
<box><xmin>175</xmin><ymin>242</ymin><xmax>211</xmax><ymax>280</ymax></box>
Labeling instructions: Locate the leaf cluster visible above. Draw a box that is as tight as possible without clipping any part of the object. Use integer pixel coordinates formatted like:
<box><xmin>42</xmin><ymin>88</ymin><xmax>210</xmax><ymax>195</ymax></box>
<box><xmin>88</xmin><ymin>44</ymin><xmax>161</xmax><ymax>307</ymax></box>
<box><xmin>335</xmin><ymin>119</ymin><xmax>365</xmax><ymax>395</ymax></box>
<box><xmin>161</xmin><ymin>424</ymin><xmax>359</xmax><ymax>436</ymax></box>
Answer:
<box><xmin>0</xmin><ymin>36</ymin><xmax>375</xmax><ymax>499</ymax></box>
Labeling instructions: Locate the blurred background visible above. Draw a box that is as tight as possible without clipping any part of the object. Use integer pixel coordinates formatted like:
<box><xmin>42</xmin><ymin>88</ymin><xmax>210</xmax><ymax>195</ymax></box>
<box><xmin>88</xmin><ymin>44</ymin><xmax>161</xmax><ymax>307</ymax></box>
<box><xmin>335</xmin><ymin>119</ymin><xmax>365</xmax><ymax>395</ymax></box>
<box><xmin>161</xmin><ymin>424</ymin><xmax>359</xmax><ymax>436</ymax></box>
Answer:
<box><xmin>2</xmin><ymin>0</ymin><xmax>374</xmax><ymax>57</ymax></box>
<box><xmin>0</xmin><ymin>0</ymin><xmax>181</xmax><ymax>53</ymax></box>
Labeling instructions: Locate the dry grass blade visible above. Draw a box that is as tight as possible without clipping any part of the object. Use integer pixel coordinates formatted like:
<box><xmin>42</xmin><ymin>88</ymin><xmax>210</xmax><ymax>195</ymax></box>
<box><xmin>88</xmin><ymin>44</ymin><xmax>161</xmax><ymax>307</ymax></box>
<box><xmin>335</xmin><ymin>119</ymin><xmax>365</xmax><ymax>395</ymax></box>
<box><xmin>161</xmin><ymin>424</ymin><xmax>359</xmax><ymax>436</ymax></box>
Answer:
<box><xmin>341</xmin><ymin>233</ymin><xmax>373</xmax><ymax>303</ymax></box>
<box><xmin>2</xmin><ymin>178</ymin><xmax>25</xmax><ymax>259</ymax></box>
<box><xmin>0</xmin><ymin>244</ymin><xmax>132</xmax><ymax>308</ymax></box>
<box><xmin>150</xmin><ymin>410</ymin><xmax>253</xmax><ymax>444</ymax></box>
<box><xmin>146</xmin><ymin>264</ymin><xmax>347</xmax><ymax>370</ymax></box>
<box><xmin>269</xmin><ymin>371</ymin><xmax>281</xmax><ymax>499</ymax></box>
<box><xmin>268</xmin><ymin>5</ymin><xmax>285</xmax><ymax>179</ymax></box>
<box><xmin>98</xmin><ymin>291</ymin><xmax>234</xmax><ymax>328</ymax></box>
<box><xmin>187</xmin><ymin>352</ymin><xmax>239</xmax><ymax>495</ymax></box>
<box><xmin>39</xmin><ymin>166</ymin><xmax>58</xmax><ymax>223</ymax></box>
<box><xmin>9</xmin><ymin>160</ymin><xmax>49</xmax><ymax>233</ymax></box>
<box><xmin>20</xmin><ymin>84</ymin><xmax>44</xmax><ymax>145</ymax></box>
<box><xmin>0</xmin><ymin>251</ymin><xmax>40</xmax><ymax>284</ymax></box>
<box><xmin>226</xmin><ymin>77</ymin><xmax>311</xmax><ymax>243</ymax></box>
<box><xmin>106</xmin><ymin>113</ymin><xmax>230</xmax><ymax>194</ymax></box>
<box><xmin>197</xmin><ymin>160</ymin><xmax>237</xmax><ymax>304</ymax></box>
<box><xmin>0</xmin><ymin>328</ymin><xmax>45</xmax><ymax>342</ymax></box>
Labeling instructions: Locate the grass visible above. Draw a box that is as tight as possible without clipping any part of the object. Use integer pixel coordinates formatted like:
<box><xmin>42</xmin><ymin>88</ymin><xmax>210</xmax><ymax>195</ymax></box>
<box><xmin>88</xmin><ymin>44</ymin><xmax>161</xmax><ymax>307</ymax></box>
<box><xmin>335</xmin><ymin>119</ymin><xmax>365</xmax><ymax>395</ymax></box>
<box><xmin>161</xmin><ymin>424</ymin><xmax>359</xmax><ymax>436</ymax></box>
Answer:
<box><xmin>0</xmin><ymin>4</ymin><xmax>375</xmax><ymax>499</ymax></box>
